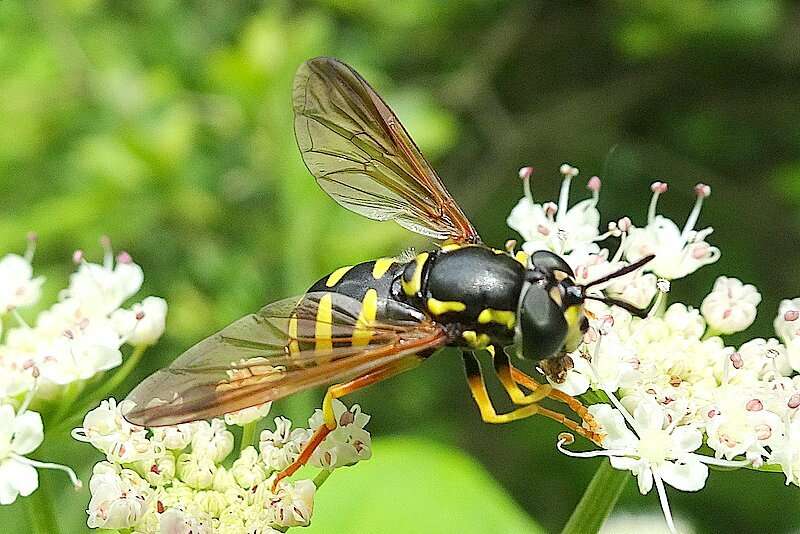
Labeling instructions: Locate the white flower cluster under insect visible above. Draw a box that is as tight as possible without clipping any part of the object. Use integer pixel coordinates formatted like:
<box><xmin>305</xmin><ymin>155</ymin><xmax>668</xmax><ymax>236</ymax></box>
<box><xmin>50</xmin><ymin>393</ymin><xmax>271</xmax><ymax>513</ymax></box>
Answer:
<box><xmin>73</xmin><ymin>397</ymin><xmax>371</xmax><ymax>532</ymax></box>
<box><xmin>508</xmin><ymin>165</ymin><xmax>800</xmax><ymax>533</ymax></box>
<box><xmin>0</xmin><ymin>236</ymin><xmax>167</xmax><ymax>505</ymax></box>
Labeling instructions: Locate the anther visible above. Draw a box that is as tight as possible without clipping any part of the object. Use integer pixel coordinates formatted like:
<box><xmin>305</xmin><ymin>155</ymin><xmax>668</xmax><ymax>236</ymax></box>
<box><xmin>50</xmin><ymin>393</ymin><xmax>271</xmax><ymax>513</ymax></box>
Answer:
<box><xmin>518</xmin><ymin>166</ymin><xmax>534</xmax><ymax>180</ymax></box>
<box><xmin>559</xmin><ymin>164</ymin><xmax>579</xmax><ymax>177</ymax></box>
<box><xmin>617</xmin><ymin>217</ymin><xmax>632</xmax><ymax>233</ymax></box>
<box><xmin>587</xmin><ymin>176</ymin><xmax>601</xmax><ymax>192</ymax></box>
<box><xmin>72</xmin><ymin>250</ymin><xmax>84</xmax><ymax>264</ymax></box>
<box><xmin>787</xmin><ymin>393</ymin><xmax>800</xmax><ymax>409</ymax></box>
<box><xmin>694</xmin><ymin>183</ymin><xmax>711</xmax><ymax>198</ymax></box>
<box><xmin>117</xmin><ymin>251</ymin><xmax>133</xmax><ymax>264</ymax></box>
<box><xmin>784</xmin><ymin>310</ymin><xmax>800</xmax><ymax>322</ymax></box>
<box><xmin>650</xmin><ymin>181</ymin><xmax>668</xmax><ymax>194</ymax></box>
<box><xmin>745</xmin><ymin>399</ymin><xmax>763</xmax><ymax>412</ymax></box>
<box><xmin>730</xmin><ymin>352</ymin><xmax>743</xmax><ymax>369</ymax></box>
<box><xmin>557</xmin><ymin>432</ymin><xmax>575</xmax><ymax>445</ymax></box>
<box><xmin>543</xmin><ymin>202</ymin><xmax>558</xmax><ymax>218</ymax></box>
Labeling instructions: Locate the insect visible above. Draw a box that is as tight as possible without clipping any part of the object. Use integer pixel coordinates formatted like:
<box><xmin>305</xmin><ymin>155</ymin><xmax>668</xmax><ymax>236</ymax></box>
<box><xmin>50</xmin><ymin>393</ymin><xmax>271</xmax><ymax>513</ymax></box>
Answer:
<box><xmin>125</xmin><ymin>57</ymin><xmax>654</xmax><ymax>489</ymax></box>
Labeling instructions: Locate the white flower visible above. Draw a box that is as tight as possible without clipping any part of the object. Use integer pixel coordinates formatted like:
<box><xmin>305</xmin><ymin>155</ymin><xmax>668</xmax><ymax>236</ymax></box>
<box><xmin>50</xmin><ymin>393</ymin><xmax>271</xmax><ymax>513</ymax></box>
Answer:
<box><xmin>72</xmin><ymin>398</ymin><xmax>158</xmax><ymax>464</ymax></box>
<box><xmin>269</xmin><ymin>479</ymin><xmax>316</xmax><ymax>528</ymax></box>
<box><xmin>190</xmin><ymin>419</ymin><xmax>234</xmax><ymax>464</ymax></box>
<box><xmin>0</xmin><ymin>254</ymin><xmax>44</xmax><ymax>313</ymax></box>
<box><xmin>111</xmin><ymin>296</ymin><xmax>168</xmax><ymax>347</ymax></box>
<box><xmin>230</xmin><ymin>446</ymin><xmax>267</xmax><ymax>489</ymax></box>
<box><xmin>559</xmin><ymin>399</ymin><xmax>746</xmax><ymax>533</ymax></box>
<box><xmin>159</xmin><ymin>507</ymin><xmax>213</xmax><ymax>534</ymax></box>
<box><xmin>704</xmin><ymin>386</ymin><xmax>782</xmax><ymax>462</ymax></box>
<box><xmin>774</xmin><ymin>298</ymin><xmax>800</xmax><ymax>371</ymax></box>
<box><xmin>224</xmin><ymin>401</ymin><xmax>271</xmax><ymax>427</ymax></box>
<box><xmin>176</xmin><ymin>452</ymin><xmax>217</xmax><ymax>490</ymax></box>
<box><xmin>701</xmin><ymin>277</ymin><xmax>761</xmax><ymax>335</ymax></box>
<box><xmin>86</xmin><ymin>462</ymin><xmax>150</xmax><ymax>529</ymax></box>
<box><xmin>0</xmin><ymin>403</ymin><xmax>80</xmax><ymax>505</ymax></box>
<box><xmin>771</xmin><ymin>418</ymin><xmax>800</xmax><ymax>486</ymax></box>
<box><xmin>0</xmin><ymin>405</ymin><xmax>43</xmax><ymax>504</ymax></box>
<box><xmin>624</xmin><ymin>183</ymin><xmax>719</xmax><ymax>279</ymax></box>
<box><xmin>259</xmin><ymin>416</ymin><xmax>311</xmax><ymax>472</ymax></box>
<box><xmin>308</xmin><ymin>400</ymin><xmax>372</xmax><ymax>468</ymax></box>
<box><xmin>66</xmin><ymin>258</ymin><xmax>144</xmax><ymax>317</ymax></box>
<box><xmin>508</xmin><ymin>168</ymin><xmax>600</xmax><ymax>255</ymax></box>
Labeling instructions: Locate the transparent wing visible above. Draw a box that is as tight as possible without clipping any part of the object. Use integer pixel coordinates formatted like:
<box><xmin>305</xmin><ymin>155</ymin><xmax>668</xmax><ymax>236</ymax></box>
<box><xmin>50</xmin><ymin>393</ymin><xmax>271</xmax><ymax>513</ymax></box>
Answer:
<box><xmin>293</xmin><ymin>56</ymin><xmax>480</xmax><ymax>243</ymax></box>
<box><xmin>124</xmin><ymin>292</ymin><xmax>448</xmax><ymax>426</ymax></box>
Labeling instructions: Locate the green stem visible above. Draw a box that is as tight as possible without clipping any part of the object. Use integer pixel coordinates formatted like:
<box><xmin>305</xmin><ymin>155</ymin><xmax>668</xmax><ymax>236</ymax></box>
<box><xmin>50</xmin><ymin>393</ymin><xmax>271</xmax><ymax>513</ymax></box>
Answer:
<box><xmin>313</xmin><ymin>469</ymin><xmax>332</xmax><ymax>489</ymax></box>
<box><xmin>241</xmin><ymin>421</ymin><xmax>257</xmax><ymax>452</ymax></box>
<box><xmin>53</xmin><ymin>345</ymin><xmax>147</xmax><ymax>434</ymax></box>
<box><xmin>24</xmin><ymin>478</ymin><xmax>60</xmax><ymax>534</ymax></box>
<box><xmin>561</xmin><ymin>459</ymin><xmax>628</xmax><ymax>534</ymax></box>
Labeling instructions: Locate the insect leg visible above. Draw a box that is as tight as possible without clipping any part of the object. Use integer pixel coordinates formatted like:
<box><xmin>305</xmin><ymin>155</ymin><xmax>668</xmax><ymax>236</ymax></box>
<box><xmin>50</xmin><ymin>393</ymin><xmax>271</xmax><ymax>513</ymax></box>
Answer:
<box><xmin>463</xmin><ymin>352</ymin><xmax>603</xmax><ymax>443</ymax></box>
<box><xmin>508</xmin><ymin>365</ymin><xmax>603</xmax><ymax>445</ymax></box>
<box><xmin>271</xmin><ymin>355</ymin><xmax>423</xmax><ymax>490</ymax></box>
<box><xmin>462</xmin><ymin>351</ymin><xmax>541</xmax><ymax>424</ymax></box>
<box><xmin>490</xmin><ymin>346</ymin><xmax>552</xmax><ymax>405</ymax></box>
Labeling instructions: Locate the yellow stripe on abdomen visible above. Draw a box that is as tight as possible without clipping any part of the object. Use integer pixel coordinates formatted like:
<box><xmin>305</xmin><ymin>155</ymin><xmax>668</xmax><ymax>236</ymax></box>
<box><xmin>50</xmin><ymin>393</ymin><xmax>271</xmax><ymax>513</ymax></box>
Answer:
<box><xmin>352</xmin><ymin>289</ymin><xmax>378</xmax><ymax>347</ymax></box>
<box><xmin>315</xmin><ymin>293</ymin><xmax>333</xmax><ymax>351</ymax></box>
<box><xmin>326</xmin><ymin>266</ymin><xmax>353</xmax><ymax>287</ymax></box>
<box><xmin>372</xmin><ymin>258</ymin><xmax>395</xmax><ymax>279</ymax></box>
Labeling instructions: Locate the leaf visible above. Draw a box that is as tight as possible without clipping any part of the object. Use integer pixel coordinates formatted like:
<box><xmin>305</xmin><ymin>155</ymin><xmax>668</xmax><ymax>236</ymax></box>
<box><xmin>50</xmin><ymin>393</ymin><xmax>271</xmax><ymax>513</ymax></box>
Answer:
<box><xmin>305</xmin><ymin>436</ymin><xmax>544</xmax><ymax>534</ymax></box>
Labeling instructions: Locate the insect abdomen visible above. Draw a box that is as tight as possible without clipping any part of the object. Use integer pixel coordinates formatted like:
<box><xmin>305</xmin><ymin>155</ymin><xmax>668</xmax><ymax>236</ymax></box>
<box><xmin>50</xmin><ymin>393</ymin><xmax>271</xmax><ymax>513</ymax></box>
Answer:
<box><xmin>290</xmin><ymin>258</ymin><xmax>410</xmax><ymax>353</ymax></box>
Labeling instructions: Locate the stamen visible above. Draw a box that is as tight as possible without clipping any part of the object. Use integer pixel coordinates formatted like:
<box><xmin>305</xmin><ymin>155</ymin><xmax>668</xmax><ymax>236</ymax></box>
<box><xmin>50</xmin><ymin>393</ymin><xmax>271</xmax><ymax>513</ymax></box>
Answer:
<box><xmin>648</xmin><ymin>182</ymin><xmax>668</xmax><ymax>224</ymax></box>
<box><xmin>13</xmin><ymin>455</ymin><xmax>82</xmax><ymax>489</ymax></box>
<box><xmin>587</xmin><ymin>176</ymin><xmax>601</xmax><ymax>207</ymax></box>
<box><xmin>605</xmin><ymin>389</ymin><xmax>642</xmax><ymax>435</ymax></box>
<box><xmin>556</xmin><ymin>165</ymin><xmax>578</xmax><ymax>223</ymax></box>
<box><xmin>681</xmin><ymin>184</ymin><xmax>711</xmax><ymax>243</ymax></box>
<box><xmin>653</xmin><ymin>473</ymin><xmax>678</xmax><ymax>534</ymax></box>
<box><xmin>72</xmin><ymin>249</ymin><xmax>84</xmax><ymax>264</ymax></box>
<box><xmin>504</xmin><ymin>239</ymin><xmax>517</xmax><ymax>254</ymax></box>
<box><xmin>12</xmin><ymin>309</ymin><xmax>30</xmax><ymax>329</ymax></box>
<box><xmin>24</xmin><ymin>232</ymin><xmax>38</xmax><ymax>263</ymax></box>
<box><xmin>100</xmin><ymin>235</ymin><xmax>113</xmax><ymax>270</ymax></box>
<box><xmin>519</xmin><ymin>166</ymin><xmax>534</xmax><ymax>203</ymax></box>
<box><xmin>17</xmin><ymin>372</ymin><xmax>38</xmax><ymax>415</ymax></box>
<box><xmin>556</xmin><ymin>436</ymin><xmax>630</xmax><ymax>459</ymax></box>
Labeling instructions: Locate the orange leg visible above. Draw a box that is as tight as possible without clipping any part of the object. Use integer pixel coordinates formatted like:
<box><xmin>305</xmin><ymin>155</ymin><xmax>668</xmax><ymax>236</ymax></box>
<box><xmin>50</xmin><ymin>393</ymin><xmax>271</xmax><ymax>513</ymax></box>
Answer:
<box><xmin>464</xmin><ymin>352</ymin><xmax>602</xmax><ymax>444</ymax></box>
<box><xmin>272</xmin><ymin>355</ymin><xmax>423</xmax><ymax>490</ymax></box>
<box><xmin>507</xmin><ymin>362</ymin><xmax>603</xmax><ymax>444</ymax></box>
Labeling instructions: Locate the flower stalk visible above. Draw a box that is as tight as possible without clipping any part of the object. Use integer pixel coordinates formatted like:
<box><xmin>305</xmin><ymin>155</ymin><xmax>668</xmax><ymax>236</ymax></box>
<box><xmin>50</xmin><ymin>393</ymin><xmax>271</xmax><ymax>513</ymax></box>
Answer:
<box><xmin>561</xmin><ymin>459</ymin><xmax>628</xmax><ymax>534</ymax></box>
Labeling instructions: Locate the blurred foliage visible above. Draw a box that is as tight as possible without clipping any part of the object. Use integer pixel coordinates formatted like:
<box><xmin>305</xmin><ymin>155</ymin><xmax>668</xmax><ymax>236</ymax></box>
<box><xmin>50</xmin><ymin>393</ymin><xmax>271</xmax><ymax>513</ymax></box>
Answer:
<box><xmin>1</xmin><ymin>0</ymin><xmax>800</xmax><ymax>532</ymax></box>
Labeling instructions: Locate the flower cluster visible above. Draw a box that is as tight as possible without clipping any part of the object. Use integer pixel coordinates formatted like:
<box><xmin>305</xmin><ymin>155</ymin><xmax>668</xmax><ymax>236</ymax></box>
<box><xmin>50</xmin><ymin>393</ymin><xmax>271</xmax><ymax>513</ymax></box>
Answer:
<box><xmin>0</xmin><ymin>236</ymin><xmax>167</xmax><ymax>505</ymax></box>
<box><xmin>508</xmin><ymin>165</ymin><xmax>799</xmax><ymax>532</ymax></box>
<box><xmin>73</xmin><ymin>397</ymin><xmax>371</xmax><ymax>532</ymax></box>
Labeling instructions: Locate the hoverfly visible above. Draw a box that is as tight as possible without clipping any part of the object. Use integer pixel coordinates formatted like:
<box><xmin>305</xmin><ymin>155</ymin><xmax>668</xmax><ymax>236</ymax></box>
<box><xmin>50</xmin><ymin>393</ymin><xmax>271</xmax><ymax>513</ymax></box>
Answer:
<box><xmin>125</xmin><ymin>57</ymin><xmax>654</xmax><ymax>489</ymax></box>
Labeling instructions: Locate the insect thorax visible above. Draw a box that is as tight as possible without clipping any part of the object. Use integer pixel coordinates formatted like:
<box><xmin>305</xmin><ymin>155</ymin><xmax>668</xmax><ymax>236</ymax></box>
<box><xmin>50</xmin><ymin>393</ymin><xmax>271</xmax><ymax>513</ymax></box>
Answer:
<box><xmin>402</xmin><ymin>244</ymin><xmax>526</xmax><ymax>350</ymax></box>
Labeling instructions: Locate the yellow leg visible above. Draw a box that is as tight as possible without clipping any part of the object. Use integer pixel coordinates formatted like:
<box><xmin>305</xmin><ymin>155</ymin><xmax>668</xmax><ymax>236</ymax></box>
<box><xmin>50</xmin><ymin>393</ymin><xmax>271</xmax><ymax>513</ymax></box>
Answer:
<box><xmin>492</xmin><ymin>347</ymin><xmax>552</xmax><ymax>405</ymax></box>
<box><xmin>464</xmin><ymin>352</ymin><xmax>602</xmax><ymax>443</ymax></box>
<box><xmin>272</xmin><ymin>356</ymin><xmax>423</xmax><ymax>490</ymax></box>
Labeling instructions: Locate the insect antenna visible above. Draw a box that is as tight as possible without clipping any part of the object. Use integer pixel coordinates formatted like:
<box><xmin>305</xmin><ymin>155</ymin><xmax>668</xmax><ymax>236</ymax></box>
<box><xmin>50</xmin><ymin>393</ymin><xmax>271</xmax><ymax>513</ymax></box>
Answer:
<box><xmin>580</xmin><ymin>254</ymin><xmax>656</xmax><ymax>318</ymax></box>
<box><xmin>581</xmin><ymin>254</ymin><xmax>655</xmax><ymax>290</ymax></box>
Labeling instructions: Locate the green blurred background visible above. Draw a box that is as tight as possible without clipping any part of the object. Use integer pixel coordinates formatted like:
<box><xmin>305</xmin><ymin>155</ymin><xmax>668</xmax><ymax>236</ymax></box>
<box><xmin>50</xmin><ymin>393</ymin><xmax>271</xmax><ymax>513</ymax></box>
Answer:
<box><xmin>2</xmin><ymin>1</ymin><xmax>799</xmax><ymax>532</ymax></box>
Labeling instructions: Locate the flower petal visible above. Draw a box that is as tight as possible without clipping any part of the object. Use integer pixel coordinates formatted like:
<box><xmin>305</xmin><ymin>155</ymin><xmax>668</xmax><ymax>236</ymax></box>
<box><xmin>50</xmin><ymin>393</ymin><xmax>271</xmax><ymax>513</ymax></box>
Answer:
<box><xmin>658</xmin><ymin>460</ymin><xmax>708</xmax><ymax>492</ymax></box>
<box><xmin>12</xmin><ymin>411</ymin><xmax>44</xmax><ymax>455</ymax></box>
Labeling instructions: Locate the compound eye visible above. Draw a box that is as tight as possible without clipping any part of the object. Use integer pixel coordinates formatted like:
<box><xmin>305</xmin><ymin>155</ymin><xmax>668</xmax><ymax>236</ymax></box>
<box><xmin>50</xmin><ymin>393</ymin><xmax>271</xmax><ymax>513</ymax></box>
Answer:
<box><xmin>516</xmin><ymin>282</ymin><xmax>568</xmax><ymax>360</ymax></box>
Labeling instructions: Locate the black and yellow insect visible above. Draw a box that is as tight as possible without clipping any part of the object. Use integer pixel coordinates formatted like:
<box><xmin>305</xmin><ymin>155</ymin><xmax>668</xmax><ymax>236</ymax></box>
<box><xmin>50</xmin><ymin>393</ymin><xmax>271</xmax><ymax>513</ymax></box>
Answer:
<box><xmin>125</xmin><ymin>57</ymin><xmax>653</xmax><ymax>487</ymax></box>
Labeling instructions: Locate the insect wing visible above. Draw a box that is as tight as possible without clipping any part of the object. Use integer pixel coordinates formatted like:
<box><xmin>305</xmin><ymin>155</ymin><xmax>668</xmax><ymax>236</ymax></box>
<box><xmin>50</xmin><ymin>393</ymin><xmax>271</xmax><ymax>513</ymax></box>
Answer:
<box><xmin>293</xmin><ymin>57</ymin><xmax>480</xmax><ymax>243</ymax></box>
<box><xmin>124</xmin><ymin>292</ymin><xmax>448</xmax><ymax>427</ymax></box>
